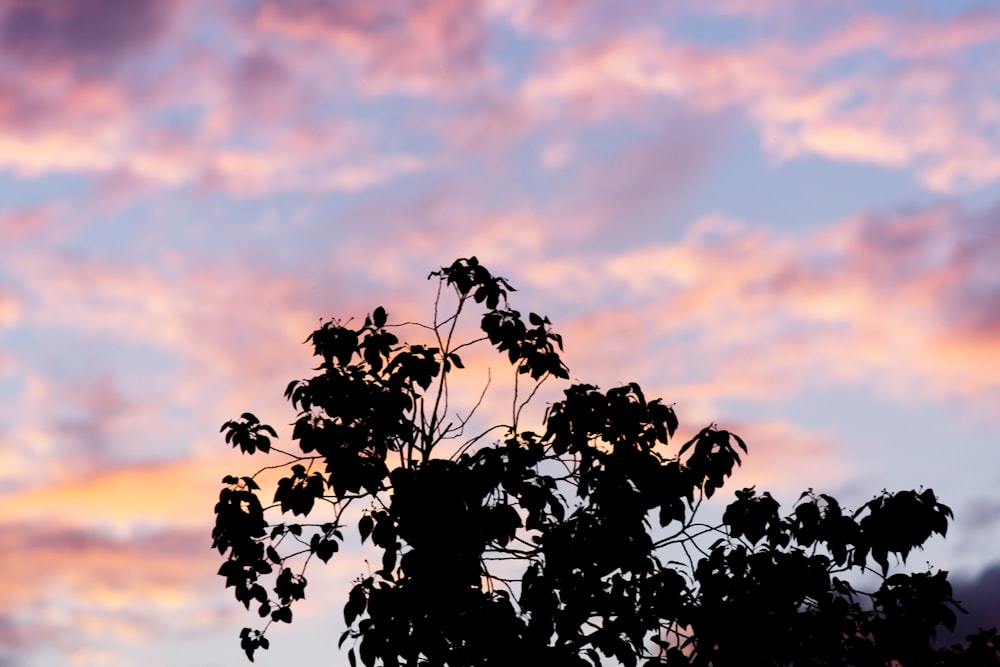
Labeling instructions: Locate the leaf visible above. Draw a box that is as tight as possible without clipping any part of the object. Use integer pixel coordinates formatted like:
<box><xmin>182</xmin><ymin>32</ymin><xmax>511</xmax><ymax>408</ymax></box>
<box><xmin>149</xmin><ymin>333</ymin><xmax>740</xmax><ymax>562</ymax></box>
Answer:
<box><xmin>373</xmin><ymin>306</ymin><xmax>387</xmax><ymax>328</ymax></box>
<box><xmin>315</xmin><ymin>538</ymin><xmax>338</xmax><ymax>562</ymax></box>
<box><xmin>240</xmin><ymin>629</ymin><xmax>258</xmax><ymax>662</ymax></box>
<box><xmin>359</xmin><ymin>514</ymin><xmax>374</xmax><ymax>543</ymax></box>
<box><xmin>344</xmin><ymin>584</ymin><xmax>367</xmax><ymax>625</ymax></box>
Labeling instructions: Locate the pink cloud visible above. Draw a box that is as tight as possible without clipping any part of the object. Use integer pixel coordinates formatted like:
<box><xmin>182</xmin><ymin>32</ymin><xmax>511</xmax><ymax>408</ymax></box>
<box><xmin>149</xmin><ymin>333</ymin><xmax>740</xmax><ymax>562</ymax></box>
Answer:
<box><xmin>0</xmin><ymin>252</ymin><xmax>323</xmax><ymax>454</ymax></box>
<box><xmin>496</xmin><ymin>198</ymin><xmax>999</xmax><ymax>415</ymax></box>
<box><xmin>0</xmin><ymin>8</ymin><xmax>430</xmax><ymax>196</ymax></box>
<box><xmin>254</xmin><ymin>0</ymin><xmax>497</xmax><ymax>96</ymax></box>
<box><xmin>0</xmin><ymin>72</ymin><xmax>136</xmax><ymax>177</ymax></box>
<box><xmin>519</xmin><ymin>10</ymin><xmax>1000</xmax><ymax>191</ymax></box>
<box><xmin>810</xmin><ymin>7</ymin><xmax>1000</xmax><ymax>61</ymax></box>
<box><xmin>0</xmin><ymin>523</ymin><xmax>223</xmax><ymax>664</ymax></box>
<box><xmin>437</xmin><ymin>92</ymin><xmax>541</xmax><ymax>152</ymax></box>
<box><xmin>1</xmin><ymin>1</ymin><xmax>996</xmax><ymax>197</ymax></box>
<box><xmin>0</xmin><ymin>205</ymin><xmax>59</xmax><ymax>242</ymax></box>
<box><xmin>675</xmin><ymin>0</ymin><xmax>842</xmax><ymax>19</ymax></box>
<box><xmin>568</xmin><ymin>120</ymin><xmax>731</xmax><ymax>224</ymax></box>
<box><xmin>724</xmin><ymin>419</ymin><xmax>853</xmax><ymax>496</ymax></box>
<box><xmin>490</xmin><ymin>0</ymin><xmax>607</xmax><ymax>38</ymax></box>
<box><xmin>540</xmin><ymin>137</ymin><xmax>576</xmax><ymax>169</ymax></box>
<box><xmin>0</xmin><ymin>282</ymin><xmax>20</xmax><ymax>329</ymax></box>
<box><xmin>34</xmin><ymin>187</ymin><xmax>968</xmax><ymax>438</ymax></box>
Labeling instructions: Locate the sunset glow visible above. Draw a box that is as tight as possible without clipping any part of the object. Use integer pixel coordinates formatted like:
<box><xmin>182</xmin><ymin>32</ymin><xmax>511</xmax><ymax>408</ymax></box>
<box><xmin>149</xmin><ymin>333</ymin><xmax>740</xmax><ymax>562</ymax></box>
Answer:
<box><xmin>1</xmin><ymin>1</ymin><xmax>999</xmax><ymax>664</ymax></box>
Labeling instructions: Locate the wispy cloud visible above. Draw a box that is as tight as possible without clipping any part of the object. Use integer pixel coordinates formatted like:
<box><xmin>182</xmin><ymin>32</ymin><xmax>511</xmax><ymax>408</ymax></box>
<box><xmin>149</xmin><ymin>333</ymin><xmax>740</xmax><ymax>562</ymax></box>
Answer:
<box><xmin>520</xmin><ymin>8</ymin><xmax>1000</xmax><ymax>191</ymax></box>
<box><xmin>252</xmin><ymin>0</ymin><xmax>497</xmax><ymax>97</ymax></box>
<box><xmin>0</xmin><ymin>523</ymin><xmax>223</xmax><ymax>665</ymax></box>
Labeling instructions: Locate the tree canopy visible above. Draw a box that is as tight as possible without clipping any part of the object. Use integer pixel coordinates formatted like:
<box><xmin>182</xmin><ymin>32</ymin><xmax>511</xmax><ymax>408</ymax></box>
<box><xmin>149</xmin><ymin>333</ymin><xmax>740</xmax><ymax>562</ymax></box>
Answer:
<box><xmin>212</xmin><ymin>257</ymin><xmax>999</xmax><ymax>666</ymax></box>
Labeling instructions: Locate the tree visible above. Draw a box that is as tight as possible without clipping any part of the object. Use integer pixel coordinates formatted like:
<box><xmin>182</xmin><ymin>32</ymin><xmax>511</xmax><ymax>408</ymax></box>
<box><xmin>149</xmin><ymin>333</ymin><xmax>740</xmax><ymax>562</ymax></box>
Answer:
<box><xmin>212</xmin><ymin>257</ymin><xmax>998</xmax><ymax>666</ymax></box>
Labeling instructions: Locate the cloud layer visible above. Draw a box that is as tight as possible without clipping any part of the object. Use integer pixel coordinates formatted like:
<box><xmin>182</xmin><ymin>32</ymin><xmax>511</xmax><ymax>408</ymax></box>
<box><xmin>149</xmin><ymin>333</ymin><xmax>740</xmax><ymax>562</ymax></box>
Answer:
<box><xmin>2</xmin><ymin>1</ymin><xmax>998</xmax><ymax>665</ymax></box>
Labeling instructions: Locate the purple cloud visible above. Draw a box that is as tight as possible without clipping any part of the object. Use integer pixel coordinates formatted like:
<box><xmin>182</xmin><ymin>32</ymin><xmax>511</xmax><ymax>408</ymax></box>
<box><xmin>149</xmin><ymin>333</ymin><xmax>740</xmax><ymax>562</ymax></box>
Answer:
<box><xmin>0</xmin><ymin>0</ymin><xmax>180</xmax><ymax>75</ymax></box>
<box><xmin>944</xmin><ymin>564</ymin><xmax>1000</xmax><ymax>643</ymax></box>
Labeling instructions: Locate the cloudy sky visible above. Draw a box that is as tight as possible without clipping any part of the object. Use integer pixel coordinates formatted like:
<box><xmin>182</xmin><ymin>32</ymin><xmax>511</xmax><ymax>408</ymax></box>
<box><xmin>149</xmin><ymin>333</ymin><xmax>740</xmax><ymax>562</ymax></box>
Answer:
<box><xmin>1</xmin><ymin>0</ymin><xmax>999</xmax><ymax>665</ymax></box>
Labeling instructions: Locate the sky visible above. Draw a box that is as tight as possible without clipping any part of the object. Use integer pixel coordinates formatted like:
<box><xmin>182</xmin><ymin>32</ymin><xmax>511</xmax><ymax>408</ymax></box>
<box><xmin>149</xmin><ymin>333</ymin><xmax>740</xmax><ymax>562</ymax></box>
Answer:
<box><xmin>1</xmin><ymin>0</ymin><xmax>999</xmax><ymax>665</ymax></box>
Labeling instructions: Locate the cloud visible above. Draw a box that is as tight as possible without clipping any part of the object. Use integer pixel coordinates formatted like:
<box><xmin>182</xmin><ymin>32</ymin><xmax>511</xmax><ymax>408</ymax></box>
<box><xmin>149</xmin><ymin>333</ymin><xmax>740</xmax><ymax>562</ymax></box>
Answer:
<box><xmin>147</xmin><ymin>193</ymin><xmax>1000</xmax><ymax>439</ymax></box>
<box><xmin>959</xmin><ymin>498</ymin><xmax>1000</xmax><ymax>532</ymax></box>
<box><xmin>0</xmin><ymin>454</ymin><xmax>236</xmax><ymax>532</ymax></box>
<box><xmin>567</xmin><ymin>118</ymin><xmax>731</xmax><ymax>225</ymax></box>
<box><xmin>1</xmin><ymin>1</ymin><xmax>997</xmax><ymax>197</ymax></box>
<box><xmin>289</xmin><ymin>177</ymin><xmax>997</xmax><ymax>424</ymax></box>
<box><xmin>0</xmin><ymin>77</ymin><xmax>132</xmax><ymax>177</ymax></box>
<box><xmin>227</xmin><ymin>49</ymin><xmax>295</xmax><ymax>123</ymax></box>
<box><xmin>0</xmin><ymin>283</ymin><xmax>20</xmax><ymax>329</ymax></box>
<box><xmin>7</xmin><ymin>250</ymin><xmax>316</xmax><ymax>377</ymax></box>
<box><xmin>682</xmin><ymin>0</ymin><xmax>819</xmax><ymax>18</ymax></box>
<box><xmin>810</xmin><ymin>7</ymin><xmax>1000</xmax><ymax>61</ymax></box>
<box><xmin>0</xmin><ymin>0</ymin><xmax>180</xmax><ymax>76</ymax></box>
<box><xmin>497</xmin><ymin>196</ymin><xmax>1000</xmax><ymax>418</ymax></box>
<box><xmin>0</xmin><ymin>522</ymin><xmax>224</xmax><ymax>664</ymax></box>
<box><xmin>723</xmin><ymin>419</ymin><xmax>852</xmax><ymax>496</ymax></box>
<box><xmin>489</xmin><ymin>0</ymin><xmax>610</xmax><ymax>38</ymax></box>
<box><xmin>0</xmin><ymin>250</ymin><xmax>336</xmax><ymax>488</ymax></box>
<box><xmin>437</xmin><ymin>92</ymin><xmax>540</xmax><ymax>153</ymax></box>
<box><xmin>0</xmin><ymin>2</ymin><xmax>432</xmax><ymax>196</ymax></box>
<box><xmin>253</xmin><ymin>0</ymin><xmax>497</xmax><ymax>96</ymax></box>
<box><xmin>519</xmin><ymin>9</ymin><xmax>1000</xmax><ymax>191</ymax></box>
<box><xmin>0</xmin><ymin>206</ymin><xmax>60</xmax><ymax>242</ymax></box>
<box><xmin>945</xmin><ymin>564</ymin><xmax>1000</xmax><ymax>642</ymax></box>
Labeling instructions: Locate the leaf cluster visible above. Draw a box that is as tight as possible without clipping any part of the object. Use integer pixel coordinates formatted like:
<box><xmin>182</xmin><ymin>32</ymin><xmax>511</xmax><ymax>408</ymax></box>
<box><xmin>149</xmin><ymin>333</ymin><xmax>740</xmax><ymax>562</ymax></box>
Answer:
<box><xmin>212</xmin><ymin>258</ymin><xmax>997</xmax><ymax>666</ymax></box>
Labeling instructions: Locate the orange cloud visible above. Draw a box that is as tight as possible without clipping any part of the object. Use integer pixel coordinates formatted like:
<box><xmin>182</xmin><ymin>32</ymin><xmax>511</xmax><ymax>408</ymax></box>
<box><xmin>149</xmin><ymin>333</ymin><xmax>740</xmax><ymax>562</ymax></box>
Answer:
<box><xmin>493</xmin><ymin>199</ymin><xmax>1000</xmax><ymax>417</ymax></box>
<box><xmin>0</xmin><ymin>455</ymin><xmax>228</xmax><ymax>531</ymax></box>
<box><xmin>0</xmin><ymin>282</ymin><xmax>20</xmax><ymax>329</ymax></box>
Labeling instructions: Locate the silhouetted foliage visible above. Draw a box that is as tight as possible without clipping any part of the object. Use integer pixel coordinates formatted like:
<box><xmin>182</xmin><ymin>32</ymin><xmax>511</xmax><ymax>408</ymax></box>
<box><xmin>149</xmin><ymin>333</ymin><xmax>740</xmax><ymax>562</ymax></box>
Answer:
<box><xmin>213</xmin><ymin>257</ymin><xmax>998</xmax><ymax>666</ymax></box>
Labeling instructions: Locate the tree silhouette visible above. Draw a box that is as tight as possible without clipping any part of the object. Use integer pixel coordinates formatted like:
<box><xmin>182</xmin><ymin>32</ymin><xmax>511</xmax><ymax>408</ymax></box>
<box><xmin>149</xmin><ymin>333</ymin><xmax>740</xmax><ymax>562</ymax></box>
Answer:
<box><xmin>212</xmin><ymin>257</ymin><xmax>998</xmax><ymax>666</ymax></box>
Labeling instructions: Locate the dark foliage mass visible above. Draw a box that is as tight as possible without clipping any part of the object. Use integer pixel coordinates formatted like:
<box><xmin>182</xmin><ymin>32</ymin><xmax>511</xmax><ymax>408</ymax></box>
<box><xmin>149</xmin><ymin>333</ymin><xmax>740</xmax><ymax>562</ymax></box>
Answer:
<box><xmin>213</xmin><ymin>257</ymin><xmax>999</xmax><ymax>666</ymax></box>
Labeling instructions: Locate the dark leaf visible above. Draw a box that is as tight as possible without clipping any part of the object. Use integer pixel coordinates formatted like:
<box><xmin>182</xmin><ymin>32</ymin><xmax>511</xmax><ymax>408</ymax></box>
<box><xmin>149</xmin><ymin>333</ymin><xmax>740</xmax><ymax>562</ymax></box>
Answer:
<box><xmin>359</xmin><ymin>514</ymin><xmax>374</xmax><ymax>543</ymax></box>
